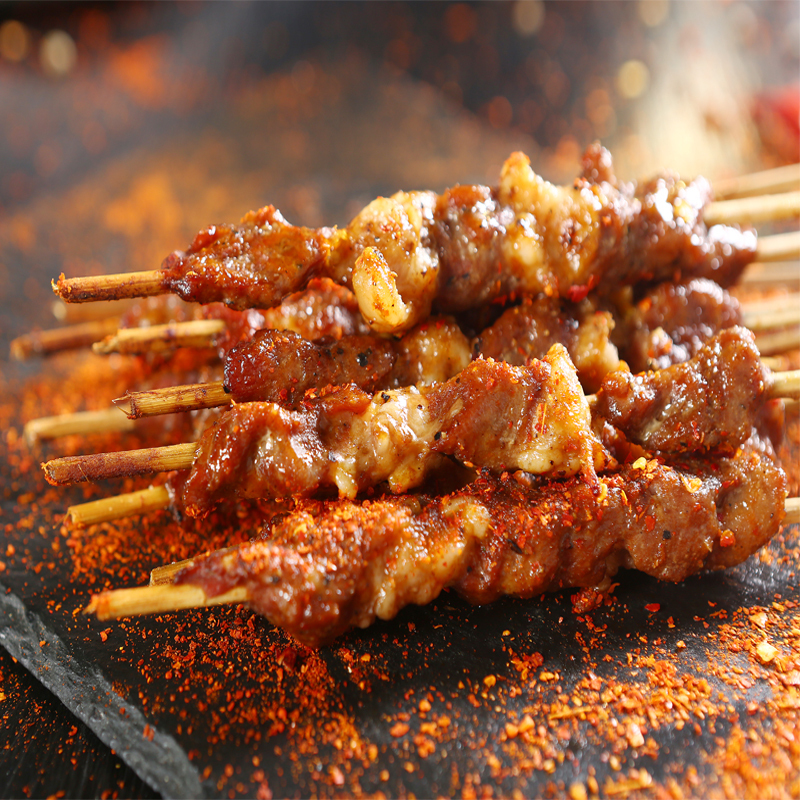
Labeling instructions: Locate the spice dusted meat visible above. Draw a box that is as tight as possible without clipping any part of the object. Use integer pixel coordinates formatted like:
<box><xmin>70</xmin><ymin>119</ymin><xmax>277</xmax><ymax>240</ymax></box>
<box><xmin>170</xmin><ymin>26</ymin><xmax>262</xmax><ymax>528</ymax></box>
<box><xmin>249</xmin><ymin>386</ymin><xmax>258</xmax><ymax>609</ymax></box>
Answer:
<box><xmin>619</xmin><ymin>278</ymin><xmax>743</xmax><ymax>373</ymax></box>
<box><xmin>384</xmin><ymin>316</ymin><xmax>472</xmax><ymax>389</ymax></box>
<box><xmin>473</xmin><ymin>294</ymin><xmax>620</xmax><ymax>393</ymax></box>
<box><xmin>161</xmin><ymin>193</ymin><xmax>440</xmax><ymax>333</ymax></box>
<box><xmin>224</xmin><ymin>317</ymin><xmax>471</xmax><ymax>405</ymax></box>
<box><xmin>223</xmin><ymin>329</ymin><xmax>397</xmax><ymax>406</ymax></box>
<box><xmin>576</xmin><ymin>144</ymin><xmax>757</xmax><ymax>293</ymax></box>
<box><xmin>124</xmin><ymin>277</ymin><xmax>746</xmax><ymax>423</ymax></box>
<box><xmin>669</xmin><ymin>431</ymin><xmax>788</xmax><ymax>570</ymax></box>
<box><xmin>181</xmin><ymin>345</ymin><xmax>611</xmax><ymax>515</ymax></box>
<box><xmin>131</xmin><ymin>145</ymin><xmax>756</xmax><ymax>334</ymax></box>
<box><xmin>160</xmin><ymin>205</ymin><xmax>335</xmax><ymax>312</ymax></box>
<box><xmin>123</xmin><ymin>315</ymin><xmax>474</xmax><ymax>421</ymax></box>
<box><xmin>593</xmin><ymin>326</ymin><xmax>769</xmax><ymax>455</ymax></box>
<box><xmin>441</xmin><ymin>147</ymin><xmax>748</xmax><ymax>309</ymax></box>
<box><xmin>344</xmin><ymin>191</ymin><xmax>441</xmax><ymax>333</ymax></box>
<box><xmin>169</xmin><ymin>434</ymin><xmax>786</xmax><ymax>646</ymax></box>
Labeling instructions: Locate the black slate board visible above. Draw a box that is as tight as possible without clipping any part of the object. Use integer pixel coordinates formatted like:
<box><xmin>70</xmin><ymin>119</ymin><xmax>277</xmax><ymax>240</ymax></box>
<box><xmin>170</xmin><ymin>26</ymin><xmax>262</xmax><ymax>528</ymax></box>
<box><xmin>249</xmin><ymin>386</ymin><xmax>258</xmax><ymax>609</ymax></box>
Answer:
<box><xmin>0</xmin><ymin>645</ymin><xmax>159</xmax><ymax>799</ymax></box>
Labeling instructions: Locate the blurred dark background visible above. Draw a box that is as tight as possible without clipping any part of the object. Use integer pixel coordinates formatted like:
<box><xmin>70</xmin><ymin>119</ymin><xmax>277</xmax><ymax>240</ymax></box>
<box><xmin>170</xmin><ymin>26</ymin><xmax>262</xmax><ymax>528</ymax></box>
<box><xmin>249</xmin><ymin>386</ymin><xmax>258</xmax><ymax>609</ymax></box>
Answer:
<box><xmin>1</xmin><ymin>1</ymin><xmax>798</xmax><ymax>219</ymax></box>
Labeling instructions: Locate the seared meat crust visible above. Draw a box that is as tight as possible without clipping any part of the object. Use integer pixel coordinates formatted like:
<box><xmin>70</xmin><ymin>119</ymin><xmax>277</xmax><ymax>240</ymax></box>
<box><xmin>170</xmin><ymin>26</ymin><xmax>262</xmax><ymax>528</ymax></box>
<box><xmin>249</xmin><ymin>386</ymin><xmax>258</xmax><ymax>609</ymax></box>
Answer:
<box><xmin>474</xmin><ymin>295</ymin><xmax>620</xmax><ymax>393</ymax></box>
<box><xmin>595</xmin><ymin>327</ymin><xmax>768</xmax><ymax>455</ymax></box>
<box><xmin>223</xmin><ymin>329</ymin><xmax>396</xmax><ymax>406</ymax></box>
<box><xmin>176</xmin><ymin>435</ymin><xmax>786</xmax><ymax>646</ymax></box>
<box><xmin>158</xmin><ymin>146</ymin><xmax>756</xmax><ymax>333</ymax></box>
<box><xmin>621</xmin><ymin>278</ymin><xmax>743</xmax><ymax>373</ymax></box>
<box><xmin>162</xmin><ymin>206</ymin><xmax>334</xmax><ymax>311</ymax></box>
<box><xmin>223</xmin><ymin>317</ymin><xmax>472</xmax><ymax>405</ymax></box>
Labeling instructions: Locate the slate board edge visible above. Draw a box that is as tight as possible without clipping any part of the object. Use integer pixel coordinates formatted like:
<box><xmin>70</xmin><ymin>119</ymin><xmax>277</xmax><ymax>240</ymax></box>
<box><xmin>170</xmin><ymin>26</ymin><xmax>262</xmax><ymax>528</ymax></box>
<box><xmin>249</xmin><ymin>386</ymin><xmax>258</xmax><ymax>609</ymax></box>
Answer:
<box><xmin>0</xmin><ymin>585</ymin><xmax>203</xmax><ymax>800</ymax></box>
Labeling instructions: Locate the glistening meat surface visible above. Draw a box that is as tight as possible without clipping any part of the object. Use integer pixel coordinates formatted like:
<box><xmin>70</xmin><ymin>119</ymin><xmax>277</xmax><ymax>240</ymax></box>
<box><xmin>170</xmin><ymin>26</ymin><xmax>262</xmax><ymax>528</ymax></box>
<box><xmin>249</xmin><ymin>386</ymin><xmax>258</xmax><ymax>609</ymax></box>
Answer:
<box><xmin>473</xmin><ymin>294</ymin><xmax>620</xmax><ymax>393</ymax></box>
<box><xmin>223</xmin><ymin>317</ymin><xmax>472</xmax><ymax>405</ymax></box>
<box><xmin>156</xmin><ymin>145</ymin><xmax>756</xmax><ymax>332</ymax></box>
<box><xmin>620</xmin><ymin>278</ymin><xmax>743</xmax><ymax>373</ymax></box>
<box><xmin>174</xmin><ymin>434</ymin><xmax>786</xmax><ymax>646</ymax></box>
<box><xmin>182</xmin><ymin>345</ymin><xmax>609</xmax><ymax>514</ymax></box>
<box><xmin>594</xmin><ymin>326</ymin><xmax>768</xmax><ymax>455</ymax></box>
<box><xmin>223</xmin><ymin>329</ymin><xmax>397</xmax><ymax>406</ymax></box>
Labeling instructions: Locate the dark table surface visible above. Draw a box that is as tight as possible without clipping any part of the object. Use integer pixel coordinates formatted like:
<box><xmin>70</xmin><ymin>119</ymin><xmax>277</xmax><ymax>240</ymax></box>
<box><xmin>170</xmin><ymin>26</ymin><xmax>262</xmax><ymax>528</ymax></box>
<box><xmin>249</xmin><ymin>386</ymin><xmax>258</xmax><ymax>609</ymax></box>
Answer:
<box><xmin>0</xmin><ymin>647</ymin><xmax>158</xmax><ymax>799</ymax></box>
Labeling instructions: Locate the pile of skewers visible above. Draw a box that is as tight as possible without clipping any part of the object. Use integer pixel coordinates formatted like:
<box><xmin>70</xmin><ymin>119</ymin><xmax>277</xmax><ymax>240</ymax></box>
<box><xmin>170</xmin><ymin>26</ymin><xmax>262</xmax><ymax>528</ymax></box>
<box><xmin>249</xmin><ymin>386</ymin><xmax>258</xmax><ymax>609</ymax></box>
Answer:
<box><xmin>17</xmin><ymin>144</ymin><xmax>800</xmax><ymax>646</ymax></box>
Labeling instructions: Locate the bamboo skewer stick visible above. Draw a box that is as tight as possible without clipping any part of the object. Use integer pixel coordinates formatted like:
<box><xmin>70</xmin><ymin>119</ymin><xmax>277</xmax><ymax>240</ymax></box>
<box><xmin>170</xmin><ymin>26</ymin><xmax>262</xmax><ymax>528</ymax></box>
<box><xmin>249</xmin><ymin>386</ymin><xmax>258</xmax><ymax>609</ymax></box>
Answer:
<box><xmin>712</xmin><ymin>163</ymin><xmax>800</xmax><ymax>199</ymax></box>
<box><xmin>66</xmin><ymin>485</ymin><xmax>171</xmax><ymax>527</ymax></box>
<box><xmin>123</xmin><ymin>353</ymin><xmax>797</xmax><ymax>421</ymax></box>
<box><xmin>86</xmin><ymin>583</ymin><xmax>249</xmax><ymax>620</ymax></box>
<box><xmin>13</xmin><ymin>315</ymin><xmax>225</xmax><ymax>361</ymax></box>
<box><xmin>93</xmin><ymin>319</ymin><xmax>227</xmax><ymax>355</ymax></box>
<box><xmin>150</xmin><ymin>558</ymin><xmax>197</xmax><ymax>586</ymax></box>
<box><xmin>110</xmin><ymin>291</ymin><xmax>800</xmax><ymax>422</ymax></box>
<box><xmin>742</xmin><ymin>301</ymin><xmax>800</xmax><ymax>331</ymax></box>
<box><xmin>43</xmin><ymin>442</ymin><xmax>198</xmax><ymax>486</ymax></box>
<box><xmin>24</xmin><ymin>293</ymin><xmax>800</xmax><ymax>436</ymax></box>
<box><xmin>53</xmin><ymin>270</ymin><xmax>166</xmax><ymax>304</ymax></box>
<box><xmin>85</xmin><ymin>497</ymin><xmax>800</xmax><ymax>620</ymax></box>
<box><xmin>10</xmin><ymin>318</ymin><xmax>121</xmax><ymax>360</ymax></box>
<box><xmin>741</xmin><ymin>293</ymin><xmax>800</xmax><ymax>313</ymax></box>
<box><xmin>760</xmin><ymin>356</ymin><xmax>784</xmax><ymax>371</ymax></box>
<box><xmin>769</xmin><ymin>369</ymin><xmax>800</xmax><ymax>399</ymax></box>
<box><xmin>704</xmin><ymin>191</ymin><xmax>800</xmax><ymax>226</ymax></box>
<box><xmin>41</xmin><ymin>371</ymin><xmax>800</xmax><ymax>487</ymax></box>
<box><xmin>115</xmin><ymin>381</ymin><xmax>231</xmax><ymax>419</ymax></box>
<box><xmin>47</xmin><ymin>289</ymin><xmax>799</xmax><ymax>369</ymax></box>
<box><xmin>741</xmin><ymin>262</ymin><xmax>800</xmax><ymax>287</ymax></box>
<box><xmin>24</xmin><ymin>408</ymin><xmax>135</xmax><ymax>444</ymax></box>
<box><xmin>756</xmin><ymin>330</ymin><xmax>800</xmax><ymax>357</ymax></box>
<box><xmin>755</xmin><ymin>230</ymin><xmax>800</xmax><ymax>263</ymax></box>
<box><xmin>20</xmin><ymin>285</ymin><xmax>795</xmax><ymax>368</ymax></box>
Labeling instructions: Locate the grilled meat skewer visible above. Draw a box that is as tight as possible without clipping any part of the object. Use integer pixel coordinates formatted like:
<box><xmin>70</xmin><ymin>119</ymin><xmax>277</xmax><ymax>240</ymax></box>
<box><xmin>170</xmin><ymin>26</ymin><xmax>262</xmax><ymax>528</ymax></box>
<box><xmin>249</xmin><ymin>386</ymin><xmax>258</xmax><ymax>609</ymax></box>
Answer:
<box><xmin>44</xmin><ymin>327</ymin><xmax>785</xmax><ymax>522</ymax></box>
<box><xmin>593</xmin><ymin>325</ymin><xmax>769</xmax><ymax>455</ymax></box>
<box><xmin>122</xmin><ymin>276</ymin><xmax>752</xmax><ymax>421</ymax></box>
<box><xmin>88</xmin><ymin>433</ymin><xmax>787</xmax><ymax>646</ymax></box>
<box><xmin>45</xmin><ymin>344</ymin><xmax>611</xmax><ymax>503</ymax></box>
<box><xmin>54</xmin><ymin>145</ymin><xmax>759</xmax><ymax>334</ymax></box>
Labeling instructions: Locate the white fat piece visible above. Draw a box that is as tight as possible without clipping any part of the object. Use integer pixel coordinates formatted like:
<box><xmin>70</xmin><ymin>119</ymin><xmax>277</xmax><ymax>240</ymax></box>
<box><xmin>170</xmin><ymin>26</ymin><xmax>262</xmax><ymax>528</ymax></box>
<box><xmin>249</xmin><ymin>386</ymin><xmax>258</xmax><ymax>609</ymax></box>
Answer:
<box><xmin>330</xmin><ymin>388</ymin><xmax>442</xmax><ymax>499</ymax></box>
<box><xmin>497</xmin><ymin>152</ymin><xmax>608</xmax><ymax>293</ymax></box>
<box><xmin>516</xmin><ymin>344</ymin><xmax>607</xmax><ymax>479</ymax></box>
<box><xmin>350</xmin><ymin>191</ymin><xmax>440</xmax><ymax>334</ymax></box>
